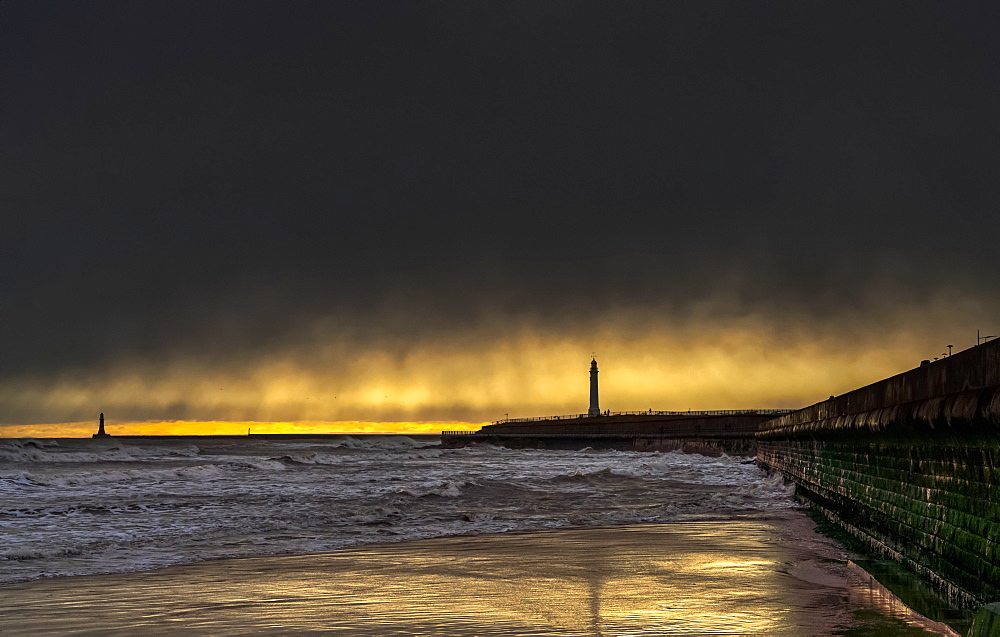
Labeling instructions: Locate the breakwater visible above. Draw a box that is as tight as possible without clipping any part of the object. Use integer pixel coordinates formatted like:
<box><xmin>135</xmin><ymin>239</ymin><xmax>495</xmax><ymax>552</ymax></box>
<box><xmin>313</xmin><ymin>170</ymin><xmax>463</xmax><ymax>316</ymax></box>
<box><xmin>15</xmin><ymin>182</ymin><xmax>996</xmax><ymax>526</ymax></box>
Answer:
<box><xmin>442</xmin><ymin>410</ymin><xmax>790</xmax><ymax>455</ymax></box>
<box><xmin>757</xmin><ymin>339</ymin><xmax>1000</xmax><ymax>612</ymax></box>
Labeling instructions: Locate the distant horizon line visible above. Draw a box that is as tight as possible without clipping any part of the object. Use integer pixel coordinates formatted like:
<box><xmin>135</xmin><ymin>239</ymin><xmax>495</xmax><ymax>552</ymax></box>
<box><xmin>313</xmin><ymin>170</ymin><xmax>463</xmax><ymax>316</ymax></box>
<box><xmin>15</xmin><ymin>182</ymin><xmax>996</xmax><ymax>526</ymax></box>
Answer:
<box><xmin>0</xmin><ymin>419</ymin><xmax>489</xmax><ymax>438</ymax></box>
<box><xmin>4</xmin><ymin>432</ymin><xmax>446</xmax><ymax>440</ymax></box>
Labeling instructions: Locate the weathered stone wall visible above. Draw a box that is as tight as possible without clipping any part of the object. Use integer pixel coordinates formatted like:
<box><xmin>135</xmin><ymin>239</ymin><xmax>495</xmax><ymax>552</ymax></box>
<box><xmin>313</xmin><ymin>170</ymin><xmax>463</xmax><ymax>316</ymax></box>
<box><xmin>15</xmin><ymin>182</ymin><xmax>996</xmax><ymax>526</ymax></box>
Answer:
<box><xmin>758</xmin><ymin>438</ymin><xmax>1000</xmax><ymax>608</ymax></box>
<box><xmin>633</xmin><ymin>436</ymin><xmax>756</xmax><ymax>456</ymax></box>
<box><xmin>445</xmin><ymin>413</ymin><xmax>772</xmax><ymax>455</ymax></box>
<box><xmin>758</xmin><ymin>339</ymin><xmax>1000</xmax><ymax>610</ymax></box>
<box><xmin>971</xmin><ymin>602</ymin><xmax>1000</xmax><ymax>636</ymax></box>
<box><xmin>759</xmin><ymin>340</ymin><xmax>1000</xmax><ymax>439</ymax></box>
<box><xmin>481</xmin><ymin>413</ymin><xmax>773</xmax><ymax>437</ymax></box>
<box><xmin>441</xmin><ymin>434</ymin><xmax>756</xmax><ymax>456</ymax></box>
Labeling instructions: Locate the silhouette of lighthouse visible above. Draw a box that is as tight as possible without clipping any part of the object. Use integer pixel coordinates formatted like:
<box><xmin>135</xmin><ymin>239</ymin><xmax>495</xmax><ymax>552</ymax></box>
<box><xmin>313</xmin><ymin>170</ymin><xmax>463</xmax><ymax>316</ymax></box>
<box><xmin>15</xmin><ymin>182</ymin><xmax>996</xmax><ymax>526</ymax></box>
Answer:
<box><xmin>93</xmin><ymin>412</ymin><xmax>110</xmax><ymax>438</ymax></box>
<box><xmin>588</xmin><ymin>358</ymin><xmax>600</xmax><ymax>417</ymax></box>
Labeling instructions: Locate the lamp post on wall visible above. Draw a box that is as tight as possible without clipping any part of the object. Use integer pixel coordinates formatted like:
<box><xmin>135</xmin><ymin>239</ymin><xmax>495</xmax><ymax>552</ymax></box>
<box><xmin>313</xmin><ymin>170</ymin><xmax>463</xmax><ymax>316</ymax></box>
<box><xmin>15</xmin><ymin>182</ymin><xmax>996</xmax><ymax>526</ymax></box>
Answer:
<box><xmin>948</xmin><ymin>344</ymin><xmax>953</xmax><ymax>356</ymax></box>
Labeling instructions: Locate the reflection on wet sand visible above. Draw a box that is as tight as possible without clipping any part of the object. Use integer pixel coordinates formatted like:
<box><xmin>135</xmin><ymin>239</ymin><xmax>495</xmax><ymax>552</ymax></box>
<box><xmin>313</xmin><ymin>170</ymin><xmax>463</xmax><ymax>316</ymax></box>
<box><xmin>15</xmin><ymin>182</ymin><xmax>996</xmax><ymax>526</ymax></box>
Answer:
<box><xmin>0</xmin><ymin>515</ymin><xmax>946</xmax><ymax>635</ymax></box>
<box><xmin>847</xmin><ymin>562</ymin><xmax>963</xmax><ymax>636</ymax></box>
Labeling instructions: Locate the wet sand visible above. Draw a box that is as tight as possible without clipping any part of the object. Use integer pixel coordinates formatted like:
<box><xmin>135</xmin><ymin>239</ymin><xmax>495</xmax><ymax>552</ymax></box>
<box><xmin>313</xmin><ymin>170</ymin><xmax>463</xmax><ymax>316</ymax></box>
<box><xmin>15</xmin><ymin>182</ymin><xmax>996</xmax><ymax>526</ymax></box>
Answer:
<box><xmin>0</xmin><ymin>511</ymin><xmax>948</xmax><ymax>635</ymax></box>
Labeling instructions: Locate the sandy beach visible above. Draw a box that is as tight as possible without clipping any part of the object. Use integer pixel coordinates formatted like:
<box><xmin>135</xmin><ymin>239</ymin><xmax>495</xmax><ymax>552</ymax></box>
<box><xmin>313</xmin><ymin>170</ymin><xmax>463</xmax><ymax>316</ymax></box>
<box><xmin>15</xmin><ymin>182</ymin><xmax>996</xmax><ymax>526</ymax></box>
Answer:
<box><xmin>0</xmin><ymin>512</ymin><xmax>948</xmax><ymax>636</ymax></box>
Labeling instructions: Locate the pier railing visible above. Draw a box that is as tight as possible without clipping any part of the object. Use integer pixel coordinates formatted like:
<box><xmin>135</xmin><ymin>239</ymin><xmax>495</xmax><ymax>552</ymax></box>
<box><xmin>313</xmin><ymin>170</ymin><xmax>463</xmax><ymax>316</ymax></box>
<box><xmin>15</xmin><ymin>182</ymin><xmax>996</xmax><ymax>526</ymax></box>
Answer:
<box><xmin>490</xmin><ymin>409</ymin><xmax>794</xmax><ymax>425</ymax></box>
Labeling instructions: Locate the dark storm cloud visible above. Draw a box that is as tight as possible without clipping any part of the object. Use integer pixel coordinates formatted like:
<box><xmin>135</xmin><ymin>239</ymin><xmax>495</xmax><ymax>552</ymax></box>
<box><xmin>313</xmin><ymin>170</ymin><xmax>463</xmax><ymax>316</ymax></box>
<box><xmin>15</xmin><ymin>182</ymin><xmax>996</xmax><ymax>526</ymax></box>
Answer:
<box><xmin>3</xmin><ymin>1</ymin><xmax>1000</xmax><ymax>380</ymax></box>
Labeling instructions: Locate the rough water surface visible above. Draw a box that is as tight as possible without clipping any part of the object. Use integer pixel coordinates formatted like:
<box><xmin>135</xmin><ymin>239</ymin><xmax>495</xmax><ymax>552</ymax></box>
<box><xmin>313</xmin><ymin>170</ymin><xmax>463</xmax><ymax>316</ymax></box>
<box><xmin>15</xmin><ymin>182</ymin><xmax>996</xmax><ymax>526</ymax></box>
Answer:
<box><xmin>0</xmin><ymin>436</ymin><xmax>956</xmax><ymax>635</ymax></box>
<box><xmin>0</xmin><ymin>436</ymin><xmax>795</xmax><ymax>583</ymax></box>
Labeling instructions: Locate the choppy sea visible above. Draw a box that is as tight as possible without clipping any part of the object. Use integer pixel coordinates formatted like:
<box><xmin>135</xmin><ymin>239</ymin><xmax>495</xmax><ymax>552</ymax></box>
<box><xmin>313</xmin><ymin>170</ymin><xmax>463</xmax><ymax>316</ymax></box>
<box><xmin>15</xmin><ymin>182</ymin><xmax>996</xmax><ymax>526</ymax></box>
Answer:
<box><xmin>0</xmin><ymin>435</ymin><xmax>797</xmax><ymax>584</ymax></box>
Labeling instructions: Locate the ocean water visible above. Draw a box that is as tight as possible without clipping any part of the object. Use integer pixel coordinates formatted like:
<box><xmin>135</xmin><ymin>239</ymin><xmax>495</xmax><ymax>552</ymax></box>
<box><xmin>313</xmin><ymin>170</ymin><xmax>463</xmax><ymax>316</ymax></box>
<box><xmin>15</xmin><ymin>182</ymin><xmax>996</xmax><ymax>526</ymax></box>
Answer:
<box><xmin>0</xmin><ymin>436</ymin><xmax>797</xmax><ymax>584</ymax></box>
<box><xmin>1</xmin><ymin>436</ymin><xmax>962</xmax><ymax>635</ymax></box>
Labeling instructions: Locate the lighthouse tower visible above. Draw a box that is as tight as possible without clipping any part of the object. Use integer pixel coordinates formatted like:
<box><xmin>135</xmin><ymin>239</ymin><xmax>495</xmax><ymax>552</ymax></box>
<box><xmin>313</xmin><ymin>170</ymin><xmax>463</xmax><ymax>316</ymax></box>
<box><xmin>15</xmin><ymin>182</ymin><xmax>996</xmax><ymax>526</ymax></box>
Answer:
<box><xmin>588</xmin><ymin>358</ymin><xmax>600</xmax><ymax>417</ymax></box>
<box><xmin>93</xmin><ymin>412</ymin><xmax>110</xmax><ymax>438</ymax></box>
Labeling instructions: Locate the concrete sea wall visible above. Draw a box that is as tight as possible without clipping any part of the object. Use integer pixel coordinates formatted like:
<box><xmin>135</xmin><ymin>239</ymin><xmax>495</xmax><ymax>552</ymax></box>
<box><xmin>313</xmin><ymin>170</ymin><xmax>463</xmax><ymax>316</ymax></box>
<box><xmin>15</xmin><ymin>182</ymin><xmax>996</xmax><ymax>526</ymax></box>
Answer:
<box><xmin>757</xmin><ymin>339</ymin><xmax>1000</xmax><ymax>610</ymax></box>
<box><xmin>442</xmin><ymin>433</ymin><xmax>757</xmax><ymax>456</ymax></box>
<box><xmin>442</xmin><ymin>412</ymin><xmax>782</xmax><ymax>455</ymax></box>
<box><xmin>480</xmin><ymin>412</ymin><xmax>777</xmax><ymax>437</ymax></box>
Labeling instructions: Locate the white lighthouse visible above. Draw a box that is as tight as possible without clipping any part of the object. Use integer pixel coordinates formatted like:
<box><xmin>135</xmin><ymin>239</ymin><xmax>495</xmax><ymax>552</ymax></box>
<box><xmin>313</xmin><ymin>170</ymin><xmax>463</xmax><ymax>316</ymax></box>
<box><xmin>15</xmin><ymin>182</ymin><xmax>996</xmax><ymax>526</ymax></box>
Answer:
<box><xmin>588</xmin><ymin>358</ymin><xmax>600</xmax><ymax>417</ymax></box>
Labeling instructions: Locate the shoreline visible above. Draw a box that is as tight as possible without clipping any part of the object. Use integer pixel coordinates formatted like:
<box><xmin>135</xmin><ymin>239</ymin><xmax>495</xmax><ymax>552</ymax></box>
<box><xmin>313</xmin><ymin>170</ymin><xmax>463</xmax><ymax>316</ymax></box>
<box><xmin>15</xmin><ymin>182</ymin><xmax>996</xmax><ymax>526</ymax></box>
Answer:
<box><xmin>0</xmin><ymin>510</ymin><xmax>776</xmax><ymax>588</ymax></box>
<box><xmin>0</xmin><ymin>512</ymin><xmax>955</xmax><ymax>636</ymax></box>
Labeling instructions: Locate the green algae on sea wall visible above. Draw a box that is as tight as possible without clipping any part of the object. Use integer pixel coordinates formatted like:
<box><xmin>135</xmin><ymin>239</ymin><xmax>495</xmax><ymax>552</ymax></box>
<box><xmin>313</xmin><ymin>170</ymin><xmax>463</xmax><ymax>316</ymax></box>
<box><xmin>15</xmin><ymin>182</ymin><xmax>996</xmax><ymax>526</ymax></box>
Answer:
<box><xmin>970</xmin><ymin>603</ymin><xmax>1000</xmax><ymax>637</ymax></box>
<box><xmin>758</xmin><ymin>438</ymin><xmax>1000</xmax><ymax>607</ymax></box>
<box><xmin>756</xmin><ymin>338</ymin><xmax>1000</xmax><ymax>611</ymax></box>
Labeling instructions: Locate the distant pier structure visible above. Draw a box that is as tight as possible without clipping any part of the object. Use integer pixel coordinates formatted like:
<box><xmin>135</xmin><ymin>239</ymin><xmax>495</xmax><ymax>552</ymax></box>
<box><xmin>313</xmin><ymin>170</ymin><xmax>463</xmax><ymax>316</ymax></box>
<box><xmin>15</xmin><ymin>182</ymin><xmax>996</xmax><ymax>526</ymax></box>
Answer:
<box><xmin>93</xmin><ymin>412</ymin><xmax>110</xmax><ymax>438</ymax></box>
<box><xmin>441</xmin><ymin>358</ymin><xmax>794</xmax><ymax>454</ymax></box>
<box><xmin>588</xmin><ymin>357</ymin><xmax>600</xmax><ymax>417</ymax></box>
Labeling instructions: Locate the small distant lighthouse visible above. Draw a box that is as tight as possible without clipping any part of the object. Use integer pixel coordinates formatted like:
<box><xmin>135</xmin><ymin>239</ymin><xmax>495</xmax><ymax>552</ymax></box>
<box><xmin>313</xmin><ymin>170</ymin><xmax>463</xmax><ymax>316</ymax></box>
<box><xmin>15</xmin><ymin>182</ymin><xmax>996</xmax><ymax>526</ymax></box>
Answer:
<box><xmin>93</xmin><ymin>412</ymin><xmax>110</xmax><ymax>438</ymax></box>
<box><xmin>588</xmin><ymin>358</ymin><xmax>600</xmax><ymax>417</ymax></box>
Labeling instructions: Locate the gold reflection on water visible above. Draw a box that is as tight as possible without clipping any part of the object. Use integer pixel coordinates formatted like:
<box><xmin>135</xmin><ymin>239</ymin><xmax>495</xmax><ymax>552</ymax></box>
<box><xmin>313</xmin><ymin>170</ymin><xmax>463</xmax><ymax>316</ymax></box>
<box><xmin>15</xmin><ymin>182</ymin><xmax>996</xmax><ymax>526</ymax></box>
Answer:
<box><xmin>700</xmin><ymin>560</ymin><xmax>775</xmax><ymax>570</ymax></box>
<box><xmin>0</xmin><ymin>519</ymin><xmax>911</xmax><ymax>636</ymax></box>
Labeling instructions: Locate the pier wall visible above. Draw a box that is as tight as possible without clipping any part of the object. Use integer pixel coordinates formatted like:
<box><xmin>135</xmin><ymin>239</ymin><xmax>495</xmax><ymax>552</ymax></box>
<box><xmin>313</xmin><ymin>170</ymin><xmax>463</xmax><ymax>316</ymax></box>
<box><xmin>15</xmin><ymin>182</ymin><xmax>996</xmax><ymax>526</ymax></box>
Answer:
<box><xmin>479</xmin><ymin>413</ymin><xmax>777</xmax><ymax>437</ymax></box>
<box><xmin>757</xmin><ymin>339</ymin><xmax>1000</xmax><ymax>609</ymax></box>
<box><xmin>444</xmin><ymin>433</ymin><xmax>757</xmax><ymax>455</ymax></box>
<box><xmin>442</xmin><ymin>413</ymin><xmax>780</xmax><ymax>455</ymax></box>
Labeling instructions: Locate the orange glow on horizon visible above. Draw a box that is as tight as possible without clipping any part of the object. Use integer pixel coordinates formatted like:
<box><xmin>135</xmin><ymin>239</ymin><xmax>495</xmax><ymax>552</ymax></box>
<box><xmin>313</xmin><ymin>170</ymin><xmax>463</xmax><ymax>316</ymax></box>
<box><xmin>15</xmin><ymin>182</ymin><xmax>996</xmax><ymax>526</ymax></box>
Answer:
<box><xmin>0</xmin><ymin>420</ymin><xmax>486</xmax><ymax>439</ymax></box>
<box><xmin>1</xmin><ymin>292</ymin><xmax>993</xmax><ymax>437</ymax></box>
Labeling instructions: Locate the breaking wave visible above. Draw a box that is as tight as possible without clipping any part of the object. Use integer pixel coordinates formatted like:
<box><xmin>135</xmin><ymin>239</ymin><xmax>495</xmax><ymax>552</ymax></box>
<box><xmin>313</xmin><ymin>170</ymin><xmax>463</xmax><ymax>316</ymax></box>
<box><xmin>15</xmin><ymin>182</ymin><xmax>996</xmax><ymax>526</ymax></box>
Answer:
<box><xmin>0</xmin><ymin>440</ymin><xmax>201</xmax><ymax>464</ymax></box>
<box><xmin>0</xmin><ymin>437</ymin><xmax>797</xmax><ymax>584</ymax></box>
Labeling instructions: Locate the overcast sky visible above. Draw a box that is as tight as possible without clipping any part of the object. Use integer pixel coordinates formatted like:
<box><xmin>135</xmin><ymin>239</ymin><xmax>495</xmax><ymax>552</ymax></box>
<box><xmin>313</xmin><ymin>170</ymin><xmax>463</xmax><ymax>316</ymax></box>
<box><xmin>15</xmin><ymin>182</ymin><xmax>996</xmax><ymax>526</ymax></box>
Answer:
<box><xmin>3</xmin><ymin>1</ymin><xmax>999</xmax><ymax>431</ymax></box>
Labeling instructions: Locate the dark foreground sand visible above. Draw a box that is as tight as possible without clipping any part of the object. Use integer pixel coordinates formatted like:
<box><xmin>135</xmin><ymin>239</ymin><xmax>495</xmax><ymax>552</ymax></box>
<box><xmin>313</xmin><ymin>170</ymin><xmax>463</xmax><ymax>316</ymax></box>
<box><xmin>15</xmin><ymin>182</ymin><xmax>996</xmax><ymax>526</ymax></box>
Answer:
<box><xmin>0</xmin><ymin>511</ymin><xmax>952</xmax><ymax>635</ymax></box>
